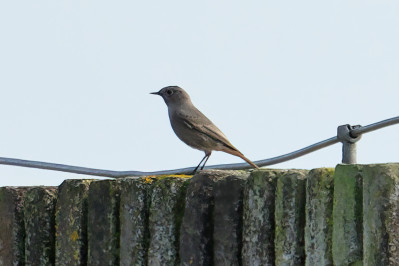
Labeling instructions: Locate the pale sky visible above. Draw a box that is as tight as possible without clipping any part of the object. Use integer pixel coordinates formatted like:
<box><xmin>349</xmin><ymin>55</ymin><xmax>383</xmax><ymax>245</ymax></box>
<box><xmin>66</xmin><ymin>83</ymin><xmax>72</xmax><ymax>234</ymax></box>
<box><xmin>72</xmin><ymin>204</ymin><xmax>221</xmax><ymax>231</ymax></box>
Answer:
<box><xmin>1</xmin><ymin>1</ymin><xmax>398</xmax><ymax>186</ymax></box>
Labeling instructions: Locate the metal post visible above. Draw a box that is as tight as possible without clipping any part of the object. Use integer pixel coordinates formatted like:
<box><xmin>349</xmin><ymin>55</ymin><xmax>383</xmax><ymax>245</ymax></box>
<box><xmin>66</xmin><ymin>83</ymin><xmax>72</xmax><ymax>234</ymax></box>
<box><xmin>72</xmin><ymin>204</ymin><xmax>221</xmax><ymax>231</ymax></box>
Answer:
<box><xmin>337</xmin><ymin>124</ymin><xmax>362</xmax><ymax>164</ymax></box>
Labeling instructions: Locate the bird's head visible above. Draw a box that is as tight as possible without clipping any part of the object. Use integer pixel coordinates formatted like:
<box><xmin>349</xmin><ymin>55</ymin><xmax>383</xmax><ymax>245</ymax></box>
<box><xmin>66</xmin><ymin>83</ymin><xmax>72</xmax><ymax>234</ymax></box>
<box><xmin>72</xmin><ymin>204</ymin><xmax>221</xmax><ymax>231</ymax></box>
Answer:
<box><xmin>151</xmin><ymin>86</ymin><xmax>191</xmax><ymax>107</ymax></box>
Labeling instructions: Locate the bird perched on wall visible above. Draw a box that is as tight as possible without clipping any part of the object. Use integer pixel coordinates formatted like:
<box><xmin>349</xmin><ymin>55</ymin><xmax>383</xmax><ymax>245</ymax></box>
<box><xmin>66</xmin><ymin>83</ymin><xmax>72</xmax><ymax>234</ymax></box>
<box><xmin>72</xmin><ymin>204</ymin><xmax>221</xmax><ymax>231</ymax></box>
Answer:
<box><xmin>151</xmin><ymin>86</ymin><xmax>259</xmax><ymax>173</ymax></box>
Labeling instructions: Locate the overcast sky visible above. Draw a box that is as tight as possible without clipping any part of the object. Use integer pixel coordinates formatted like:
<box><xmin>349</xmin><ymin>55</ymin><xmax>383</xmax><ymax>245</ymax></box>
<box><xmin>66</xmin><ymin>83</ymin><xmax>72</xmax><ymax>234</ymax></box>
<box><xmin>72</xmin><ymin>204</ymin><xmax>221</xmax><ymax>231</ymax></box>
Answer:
<box><xmin>1</xmin><ymin>1</ymin><xmax>398</xmax><ymax>186</ymax></box>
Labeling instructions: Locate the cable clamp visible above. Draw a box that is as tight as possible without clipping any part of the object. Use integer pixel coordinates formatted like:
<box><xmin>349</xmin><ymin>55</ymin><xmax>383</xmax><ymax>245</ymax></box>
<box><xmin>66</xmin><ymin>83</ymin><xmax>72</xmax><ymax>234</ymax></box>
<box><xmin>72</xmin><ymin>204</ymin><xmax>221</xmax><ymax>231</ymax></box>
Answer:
<box><xmin>337</xmin><ymin>124</ymin><xmax>362</xmax><ymax>144</ymax></box>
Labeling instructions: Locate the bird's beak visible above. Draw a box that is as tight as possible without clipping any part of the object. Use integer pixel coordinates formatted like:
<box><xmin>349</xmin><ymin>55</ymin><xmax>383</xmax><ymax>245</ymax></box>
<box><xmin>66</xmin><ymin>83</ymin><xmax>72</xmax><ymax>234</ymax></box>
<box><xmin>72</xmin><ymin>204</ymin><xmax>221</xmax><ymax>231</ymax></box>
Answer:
<box><xmin>150</xmin><ymin>91</ymin><xmax>160</xmax><ymax>95</ymax></box>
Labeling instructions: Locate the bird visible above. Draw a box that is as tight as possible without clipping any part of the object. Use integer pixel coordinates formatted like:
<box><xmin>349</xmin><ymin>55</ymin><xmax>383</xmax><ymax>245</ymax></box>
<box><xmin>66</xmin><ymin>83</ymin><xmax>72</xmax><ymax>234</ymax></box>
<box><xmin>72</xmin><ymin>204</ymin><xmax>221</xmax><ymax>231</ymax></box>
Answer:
<box><xmin>151</xmin><ymin>86</ymin><xmax>259</xmax><ymax>173</ymax></box>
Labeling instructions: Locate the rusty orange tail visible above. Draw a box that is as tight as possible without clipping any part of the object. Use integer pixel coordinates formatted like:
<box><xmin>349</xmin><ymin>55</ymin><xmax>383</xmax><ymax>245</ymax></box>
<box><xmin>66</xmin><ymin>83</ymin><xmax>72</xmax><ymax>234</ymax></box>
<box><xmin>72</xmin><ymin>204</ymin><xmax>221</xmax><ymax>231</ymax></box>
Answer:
<box><xmin>222</xmin><ymin>148</ymin><xmax>259</xmax><ymax>169</ymax></box>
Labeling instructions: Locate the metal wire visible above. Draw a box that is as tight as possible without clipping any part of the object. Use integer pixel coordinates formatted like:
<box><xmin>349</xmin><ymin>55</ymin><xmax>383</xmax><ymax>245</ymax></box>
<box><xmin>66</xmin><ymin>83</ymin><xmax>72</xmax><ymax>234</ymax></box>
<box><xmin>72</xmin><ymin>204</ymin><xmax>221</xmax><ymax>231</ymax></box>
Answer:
<box><xmin>0</xmin><ymin>116</ymin><xmax>398</xmax><ymax>178</ymax></box>
<box><xmin>351</xmin><ymin>116</ymin><xmax>399</xmax><ymax>136</ymax></box>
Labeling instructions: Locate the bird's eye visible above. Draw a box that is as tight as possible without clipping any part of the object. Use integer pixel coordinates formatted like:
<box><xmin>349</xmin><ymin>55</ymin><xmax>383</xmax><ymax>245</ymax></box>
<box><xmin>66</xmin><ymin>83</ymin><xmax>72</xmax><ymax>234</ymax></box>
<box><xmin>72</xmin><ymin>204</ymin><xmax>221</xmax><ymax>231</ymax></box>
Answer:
<box><xmin>166</xmin><ymin>89</ymin><xmax>173</xmax><ymax>96</ymax></box>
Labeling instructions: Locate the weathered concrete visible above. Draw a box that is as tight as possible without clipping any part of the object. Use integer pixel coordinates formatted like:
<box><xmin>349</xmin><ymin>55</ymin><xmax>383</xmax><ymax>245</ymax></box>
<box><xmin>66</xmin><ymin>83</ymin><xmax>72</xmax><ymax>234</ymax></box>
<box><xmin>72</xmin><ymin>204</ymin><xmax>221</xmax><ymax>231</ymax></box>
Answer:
<box><xmin>55</xmin><ymin>179</ymin><xmax>93</xmax><ymax>266</ymax></box>
<box><xmin>242</xmin><ymin>169</ymin><xmax>278</xmax><ymax>266</ymax></box>
<box><xmin>275</xmin><ymin>170</ymin><xmax>307</xmax><ymax>266</ymax></box>
<box><xmin>305</xmin><ymin>168</ymin><xmax>334</xmax><ymax>266</ymax></box>
<box><xmin>3</xmin><ymin>163</ymin><xmax>399</xmax><ymax>266</ymax></box>
<box><xmin>148</xmin><ymin>177</ymin><xmax>189</xmax><ymax>266</ymax></box>
<box><xmin>23</xmin><ymin>187</ymin><xmax>57</xmax><ymax>265</ymax></box>
<box><xmin>362</xmin><ymin>163</ymin><xmax>399</xmax><ymax>265</ymax></box>
<box><xmin>87</xmin><ymin>180</ymin><xmax>120</xmax><ymax>266</ymax></box>
<box><xmin>332</xmin><ymin>164</ymin><xmax>363</xmax><ymax>266</ymax></box>
<box><xmin>0</xmin><ymin>187</ymin><xmax>30</xmax><ymax>266</ymax></box>
<box><xmin>213</xmin><ymin>171</ymin><xmax>249</xmax><ymax>266</ymax></box>
<box><xmin>119</xmin><ymin>177</ymin><xmax>152</xmax><ymax>266</ymax></box>
<box><xmin>180</xmin><ymin>170</ymin><xmax>230</xmax><ymax>266</ymax></box>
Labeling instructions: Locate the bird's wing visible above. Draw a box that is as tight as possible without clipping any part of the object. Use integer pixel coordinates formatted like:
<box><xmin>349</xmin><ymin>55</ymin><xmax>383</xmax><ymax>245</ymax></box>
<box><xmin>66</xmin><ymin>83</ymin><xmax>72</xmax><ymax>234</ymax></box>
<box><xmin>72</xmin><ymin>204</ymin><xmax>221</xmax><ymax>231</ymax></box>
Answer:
<box><xmin>177</xmin><ymin>109</ymin><xmax>240</xmax><ymax>153</ymax></box>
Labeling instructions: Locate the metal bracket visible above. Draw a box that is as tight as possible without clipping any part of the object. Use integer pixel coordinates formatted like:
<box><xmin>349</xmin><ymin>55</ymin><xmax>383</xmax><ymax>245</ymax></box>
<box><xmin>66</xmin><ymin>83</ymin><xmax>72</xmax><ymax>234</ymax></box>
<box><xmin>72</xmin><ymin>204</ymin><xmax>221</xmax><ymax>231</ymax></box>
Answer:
<box><xmin>337</xmin><ymin>124</ymin><xmax>362</xmax><ymax>164</ymax></box>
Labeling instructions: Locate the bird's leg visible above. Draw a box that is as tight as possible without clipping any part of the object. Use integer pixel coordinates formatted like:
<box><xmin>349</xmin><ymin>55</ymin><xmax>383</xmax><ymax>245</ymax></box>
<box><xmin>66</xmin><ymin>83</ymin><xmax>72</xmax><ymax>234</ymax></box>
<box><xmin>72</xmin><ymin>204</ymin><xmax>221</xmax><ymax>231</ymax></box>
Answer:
<box><xmin>192</xmin><ymin>153</ymin><xmax>208</xmax><ymax>174</ymax></box>
<box><xmin>200</xmin><ymin>151</ymin><xmax>212</xmax><ymax>170</ymax></box>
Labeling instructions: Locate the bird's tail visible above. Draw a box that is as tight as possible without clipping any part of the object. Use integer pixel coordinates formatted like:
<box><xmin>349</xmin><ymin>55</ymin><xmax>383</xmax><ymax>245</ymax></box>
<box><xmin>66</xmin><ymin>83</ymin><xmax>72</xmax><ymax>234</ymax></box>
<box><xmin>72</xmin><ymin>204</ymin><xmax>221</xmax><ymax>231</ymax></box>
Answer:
<box><xmin>222</xmin><ymin>148</ymin><xmax>259</xmax><ymax>169</ymax></box>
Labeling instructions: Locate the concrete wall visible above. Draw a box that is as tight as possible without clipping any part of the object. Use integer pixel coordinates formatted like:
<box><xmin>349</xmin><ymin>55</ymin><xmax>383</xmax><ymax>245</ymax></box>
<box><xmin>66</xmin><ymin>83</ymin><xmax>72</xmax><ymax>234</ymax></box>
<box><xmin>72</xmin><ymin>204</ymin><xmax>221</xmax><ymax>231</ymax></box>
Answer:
<box><xmin>0</xmin><ymin>163</ymin><xmax>398</xmax><ymax>265</ymax></box>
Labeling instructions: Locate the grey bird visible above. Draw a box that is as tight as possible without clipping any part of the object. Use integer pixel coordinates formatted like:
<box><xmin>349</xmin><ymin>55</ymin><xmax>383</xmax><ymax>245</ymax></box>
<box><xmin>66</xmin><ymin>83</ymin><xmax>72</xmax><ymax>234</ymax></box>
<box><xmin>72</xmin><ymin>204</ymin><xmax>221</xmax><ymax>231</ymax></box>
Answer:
<box><xmin>151</xmin><ymin>86</ymin><xmax>259</xmax><ymax>173</ymax></box>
